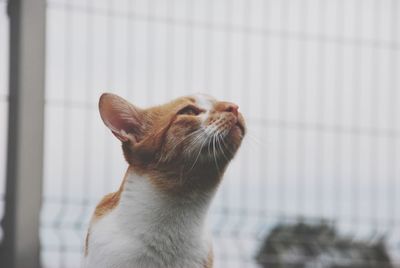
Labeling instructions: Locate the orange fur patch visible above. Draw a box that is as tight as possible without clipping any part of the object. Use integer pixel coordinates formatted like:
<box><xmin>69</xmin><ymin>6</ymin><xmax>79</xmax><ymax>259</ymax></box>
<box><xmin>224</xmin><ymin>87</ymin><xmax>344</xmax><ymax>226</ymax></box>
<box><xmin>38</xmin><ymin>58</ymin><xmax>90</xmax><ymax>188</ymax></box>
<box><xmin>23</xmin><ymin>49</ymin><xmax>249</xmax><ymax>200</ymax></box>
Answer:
<box><xmin>85</xmin><ymin>170</ymin><xmax>129</xmax><ymax>256</ymax></box>
<box><xmin>93</xmin><ymin>192</ymin><xmax>121</xmax><ymax>217</ymax></box>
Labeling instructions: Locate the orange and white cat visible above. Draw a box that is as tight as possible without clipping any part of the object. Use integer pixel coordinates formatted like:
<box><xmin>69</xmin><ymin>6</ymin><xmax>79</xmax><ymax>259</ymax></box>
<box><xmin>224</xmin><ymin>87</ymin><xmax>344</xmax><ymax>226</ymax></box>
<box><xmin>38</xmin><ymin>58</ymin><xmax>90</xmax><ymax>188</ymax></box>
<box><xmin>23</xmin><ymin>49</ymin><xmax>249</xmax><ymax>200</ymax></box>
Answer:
<box><xmin>83</xmin><ymin>93</ymin><xmax>245</xmax><ymax>268</ymax></box>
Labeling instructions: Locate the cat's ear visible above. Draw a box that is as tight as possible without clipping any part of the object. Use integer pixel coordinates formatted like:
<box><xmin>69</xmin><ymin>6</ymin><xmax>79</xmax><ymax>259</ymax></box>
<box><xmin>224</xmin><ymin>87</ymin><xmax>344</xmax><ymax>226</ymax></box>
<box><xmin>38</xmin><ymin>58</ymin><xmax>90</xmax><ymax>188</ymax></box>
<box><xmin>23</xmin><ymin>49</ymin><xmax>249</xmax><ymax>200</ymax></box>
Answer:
<box><xmin>99</xmin><ymin>93</ymin><xmax>144</xmax><ymax>143</ymax></box>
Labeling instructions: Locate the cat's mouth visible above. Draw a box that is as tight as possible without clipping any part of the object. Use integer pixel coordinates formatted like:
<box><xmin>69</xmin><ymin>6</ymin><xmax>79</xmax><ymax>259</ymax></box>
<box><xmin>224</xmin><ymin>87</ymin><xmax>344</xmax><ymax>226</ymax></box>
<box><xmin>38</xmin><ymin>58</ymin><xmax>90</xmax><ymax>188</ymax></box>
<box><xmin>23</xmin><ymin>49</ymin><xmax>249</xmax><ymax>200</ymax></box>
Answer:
<box><xmin>211</xmin><ymin>117</ymin><xmax>245</xmax><ymax>157</ymax></box>
<box><xmin>226</xmin><ymin>114</ymin><xmax>246</xmax><ymax>140</ymax></box>
<box><xmin>171</xmin><ymin>111</ymin><xmax>246</xmax><ymax>167</ymax></box>
<box><xmin>212</xmin><ymin>113</ymin><xmax>246</xmax><ymax>138</ymax></box>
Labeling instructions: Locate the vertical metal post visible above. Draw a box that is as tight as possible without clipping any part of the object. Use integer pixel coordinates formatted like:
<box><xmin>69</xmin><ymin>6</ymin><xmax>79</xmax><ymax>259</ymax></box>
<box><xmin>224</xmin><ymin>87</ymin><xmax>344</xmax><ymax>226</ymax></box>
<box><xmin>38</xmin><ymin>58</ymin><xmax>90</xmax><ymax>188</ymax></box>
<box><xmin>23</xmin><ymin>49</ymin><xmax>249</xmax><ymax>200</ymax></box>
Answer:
<box><xmin>1</xmin><ymin>0</ymin><xmax>46</xmax><ymax>267</ymax></box>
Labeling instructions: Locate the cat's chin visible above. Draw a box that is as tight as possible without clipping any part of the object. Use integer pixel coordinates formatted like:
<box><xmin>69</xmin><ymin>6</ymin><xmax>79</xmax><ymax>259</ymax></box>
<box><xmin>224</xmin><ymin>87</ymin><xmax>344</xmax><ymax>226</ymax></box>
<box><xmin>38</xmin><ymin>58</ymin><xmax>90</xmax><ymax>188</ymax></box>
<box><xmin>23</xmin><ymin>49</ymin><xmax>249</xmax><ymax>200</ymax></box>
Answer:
<box><xmin>235</xmin><ymin>121</ymin><xmax>246</xmax><ymax>136</ymax></box>
<box><xmin>224</xmin><ymin>125</ymin><xmax>245</xmax><ymax>150</ymax></box>
<box><xmin>230</xmin><ymin>124</ymin><xmax>245</xmax><ymax>140</ymax></box>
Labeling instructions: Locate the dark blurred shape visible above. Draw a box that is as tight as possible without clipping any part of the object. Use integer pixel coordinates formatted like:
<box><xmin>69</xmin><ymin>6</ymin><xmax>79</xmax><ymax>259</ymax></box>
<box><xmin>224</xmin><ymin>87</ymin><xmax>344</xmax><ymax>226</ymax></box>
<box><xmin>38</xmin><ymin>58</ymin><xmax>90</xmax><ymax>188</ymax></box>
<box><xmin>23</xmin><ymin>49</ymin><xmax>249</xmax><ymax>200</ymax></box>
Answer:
<box><xmin>256</xmin><ymin>222</ymin><xmax>392</xmax><ymax>268</ymax></box>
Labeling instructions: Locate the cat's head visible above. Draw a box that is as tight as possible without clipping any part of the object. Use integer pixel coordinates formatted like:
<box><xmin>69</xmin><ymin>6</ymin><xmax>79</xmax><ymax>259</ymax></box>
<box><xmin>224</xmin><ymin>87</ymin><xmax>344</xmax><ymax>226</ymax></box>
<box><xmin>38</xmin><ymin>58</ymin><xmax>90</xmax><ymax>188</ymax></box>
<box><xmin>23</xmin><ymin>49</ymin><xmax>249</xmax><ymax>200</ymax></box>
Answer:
<box><xmin>99</xmin><ymin>93</ymin><xmax>245</xmax><ymax>191</ymax></box>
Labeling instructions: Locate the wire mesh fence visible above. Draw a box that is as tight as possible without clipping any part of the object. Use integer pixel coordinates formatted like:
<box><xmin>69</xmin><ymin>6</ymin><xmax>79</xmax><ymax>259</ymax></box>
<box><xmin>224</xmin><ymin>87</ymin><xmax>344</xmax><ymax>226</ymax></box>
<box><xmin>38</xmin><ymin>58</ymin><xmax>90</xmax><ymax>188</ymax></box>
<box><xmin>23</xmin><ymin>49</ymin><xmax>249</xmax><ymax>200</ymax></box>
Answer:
<box><xmin>0</xmin><ymin>0</ymin><xmax>396</xmax><ymax>267</ymax></box>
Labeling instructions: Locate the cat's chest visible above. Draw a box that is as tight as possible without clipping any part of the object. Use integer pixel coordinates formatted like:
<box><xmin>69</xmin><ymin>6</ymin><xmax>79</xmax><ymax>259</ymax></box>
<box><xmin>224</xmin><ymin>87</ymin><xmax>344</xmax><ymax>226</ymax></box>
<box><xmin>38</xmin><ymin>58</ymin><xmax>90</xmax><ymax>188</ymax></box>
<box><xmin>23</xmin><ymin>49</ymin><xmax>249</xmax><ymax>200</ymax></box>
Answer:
<box><xmin>85</xmin><ymin>176</ymin><xmax>212</xmax><ymax>268</ymax></box>
<box><xmin>87</xmin><ymin>209</ymin><xmax>210</xmax><ymax>268</ymax></box>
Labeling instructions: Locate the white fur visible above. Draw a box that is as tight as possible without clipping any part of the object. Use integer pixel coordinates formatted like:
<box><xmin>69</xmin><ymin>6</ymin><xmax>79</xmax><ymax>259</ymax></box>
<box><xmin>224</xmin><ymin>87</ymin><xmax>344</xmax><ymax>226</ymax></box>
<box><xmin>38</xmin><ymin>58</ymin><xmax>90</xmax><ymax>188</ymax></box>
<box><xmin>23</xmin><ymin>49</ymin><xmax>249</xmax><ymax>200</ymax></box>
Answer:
<box><xmin>83</xmin><ymin>171</ymin><xmax>214</xmax><ymax>268</ymax></box>
<box><xmin>193</xmin><ymin>94</ymin><xmax>213</xmax><ymax>124</ymax></box>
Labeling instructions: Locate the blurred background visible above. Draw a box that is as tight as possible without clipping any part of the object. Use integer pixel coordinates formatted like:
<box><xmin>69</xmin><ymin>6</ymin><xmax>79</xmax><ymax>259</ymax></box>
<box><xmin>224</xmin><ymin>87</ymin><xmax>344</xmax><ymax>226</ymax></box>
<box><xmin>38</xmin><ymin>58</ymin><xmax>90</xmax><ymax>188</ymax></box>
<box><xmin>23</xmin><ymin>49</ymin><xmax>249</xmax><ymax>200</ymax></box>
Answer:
<box><xmin>1</xmin><ymin>0</ymin><xmax>400</xmax><ymax>267</ymax></box>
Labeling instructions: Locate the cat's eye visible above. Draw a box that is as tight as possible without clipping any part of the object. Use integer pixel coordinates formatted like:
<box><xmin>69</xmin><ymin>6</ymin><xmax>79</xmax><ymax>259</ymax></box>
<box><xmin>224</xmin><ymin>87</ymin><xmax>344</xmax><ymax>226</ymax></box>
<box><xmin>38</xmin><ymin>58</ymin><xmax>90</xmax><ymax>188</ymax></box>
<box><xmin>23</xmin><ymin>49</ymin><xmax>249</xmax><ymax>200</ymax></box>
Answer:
<box><xmin>178</xmin><ymin>105</ymin><xmax>202</xmax><ymax>116</ymax></box>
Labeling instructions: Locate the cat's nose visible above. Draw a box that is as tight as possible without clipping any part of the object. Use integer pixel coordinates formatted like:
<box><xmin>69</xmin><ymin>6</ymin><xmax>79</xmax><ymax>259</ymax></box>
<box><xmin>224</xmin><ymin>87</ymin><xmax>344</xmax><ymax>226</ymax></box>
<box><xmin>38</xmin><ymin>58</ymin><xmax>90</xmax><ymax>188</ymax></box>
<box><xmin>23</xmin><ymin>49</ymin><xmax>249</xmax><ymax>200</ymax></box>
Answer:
<box><xmin>221</xmin><ymin>102</ymin><xmax>239</xmax><ymax>117</ymax></box>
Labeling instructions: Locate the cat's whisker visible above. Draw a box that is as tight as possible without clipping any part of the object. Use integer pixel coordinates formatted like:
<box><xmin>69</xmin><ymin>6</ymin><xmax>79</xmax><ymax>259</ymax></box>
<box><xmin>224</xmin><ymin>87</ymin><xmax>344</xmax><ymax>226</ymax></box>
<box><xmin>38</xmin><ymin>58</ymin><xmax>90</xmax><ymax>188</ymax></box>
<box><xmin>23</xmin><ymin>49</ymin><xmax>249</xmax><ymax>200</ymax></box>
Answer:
<box><xmin>159</xmin><ymin>128</ymin><xmax>204</xmax><ymax>165</ymax></box>
<box><xmin>218</xmin><ymin>132</ymin><xmax>235</xmax><ymax>157</ymax></box>
<box><xmin>187</xmin><ymin>123</ymin><xmax>222</xmax><ymax>172</ymax></box>
<box><xmin>175</xmin><ymin>129</ymin><xmax>203</xmax><ymax>150</ymax></box>
<box><xmin>188</xmin><ymin>132</ymin><xmax>210</xmax><ymax>172</ymax></box>
<box><xmin>221</xmin><ymin>134</ymin><xmax>234</xmax><ymax>159</ymax></box>
<box><xmin>207</xmin><ymin>124</ymin><xmax>219</xmax><ymax>155</ymax></box>
<box><xmin>212</xmin><ymin>134</ymin><xmax>221</xmax><ymax>174</ymax></box>
<box><xmin>207</xmin><ymin>133</ymin><xmax>213</xmax><ymax>158</ymax></box>
<box><xmin>181</xmin><ymin>136</ymin><xmax>202</xmax><ymax>162</ymax></box>
<box><xmin>216</xmin><ymin>133</ymin><xmax>230</xmax><ymax>162</ymax></box>
<box><xmin>185</xmin><ymin>129</ymin><xmax>208</xmax><ymax>155</ymax></box>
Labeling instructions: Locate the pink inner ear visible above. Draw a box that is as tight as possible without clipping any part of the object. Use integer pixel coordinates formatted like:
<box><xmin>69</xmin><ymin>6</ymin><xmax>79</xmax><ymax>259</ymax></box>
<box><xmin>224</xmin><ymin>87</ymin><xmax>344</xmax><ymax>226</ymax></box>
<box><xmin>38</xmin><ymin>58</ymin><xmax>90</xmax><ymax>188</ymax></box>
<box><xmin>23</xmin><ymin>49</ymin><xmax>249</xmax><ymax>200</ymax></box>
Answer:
<box><xmin>99</xmin><ymin>93</ymin><xmax>142</xmax><ymax>142</ymax></box>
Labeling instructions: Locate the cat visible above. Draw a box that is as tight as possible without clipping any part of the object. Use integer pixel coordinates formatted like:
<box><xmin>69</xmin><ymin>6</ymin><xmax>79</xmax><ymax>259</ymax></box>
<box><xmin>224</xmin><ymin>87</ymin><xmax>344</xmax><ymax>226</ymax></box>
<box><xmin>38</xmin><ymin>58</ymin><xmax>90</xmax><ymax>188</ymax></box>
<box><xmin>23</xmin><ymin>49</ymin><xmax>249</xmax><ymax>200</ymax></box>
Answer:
<box><xmin>83</xmin><ymin>93</ymin><xmax>246</xmax><ymax>268</ymax></box>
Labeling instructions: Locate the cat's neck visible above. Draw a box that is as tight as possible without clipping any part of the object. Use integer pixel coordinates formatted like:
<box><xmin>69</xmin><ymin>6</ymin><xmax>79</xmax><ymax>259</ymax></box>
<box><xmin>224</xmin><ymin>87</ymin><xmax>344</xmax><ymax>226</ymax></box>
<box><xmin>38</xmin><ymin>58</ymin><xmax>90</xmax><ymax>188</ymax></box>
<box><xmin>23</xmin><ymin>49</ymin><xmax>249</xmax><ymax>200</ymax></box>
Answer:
<box><xmin>116</xmin><ymin>168</ymin><xmax>216</xmax><ymax>234</ymax></box>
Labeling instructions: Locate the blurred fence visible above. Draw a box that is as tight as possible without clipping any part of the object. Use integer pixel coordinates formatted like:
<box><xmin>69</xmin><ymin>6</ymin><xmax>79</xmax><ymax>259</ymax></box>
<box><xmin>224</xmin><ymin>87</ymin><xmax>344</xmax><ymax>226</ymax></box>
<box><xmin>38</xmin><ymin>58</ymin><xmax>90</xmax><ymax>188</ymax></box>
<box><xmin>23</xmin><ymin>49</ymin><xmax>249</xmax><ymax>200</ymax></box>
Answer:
<box><xmin>2</xmin><ymin>0</ymin><xmax>400</xmax><ymax>267</ymax></box>
<box><xmin>0</xmin><ymin>0</ymin><xmax>9</xmax><ymax>241</ymax></box>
